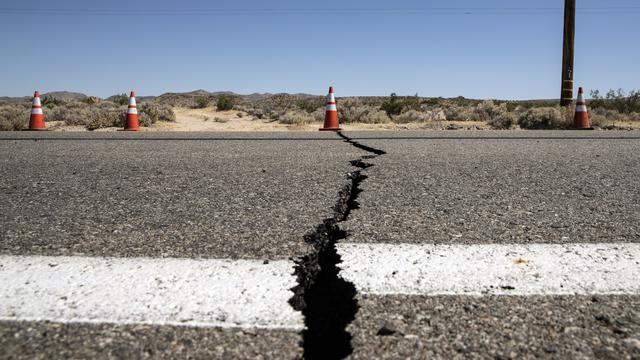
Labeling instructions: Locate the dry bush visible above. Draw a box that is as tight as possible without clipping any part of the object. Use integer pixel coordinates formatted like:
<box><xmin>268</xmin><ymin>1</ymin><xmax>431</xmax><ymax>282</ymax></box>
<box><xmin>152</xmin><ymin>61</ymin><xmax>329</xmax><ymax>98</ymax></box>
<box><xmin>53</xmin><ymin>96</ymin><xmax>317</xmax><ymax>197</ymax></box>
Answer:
<box><xmin>338</xmin><ymin>99</ymin><xmax>391</xmax><ymax>124</ymax></box>
<box><xmin>0</xmin><ymin>104</ymin><xmax>28</xmax><ymax>130</ymax></box>
<box><xmin>444</xmin><ymin>105</ymin><xmax>475</xmax><ymax>121</ymax></box>
<box><xmin>517</xmin><ymin>107</ymin><xmax>567</xmax><ymax>130</ymax></box>
<box><xmin>487</xmin><ymin>113</ymin><xmax>515</xmax><ymax>129</ymax></box>
<box><xmin>393</xmin><ymin>109</ymin><xmax>445</xmax><ymax>124</ymax></box>
<box><xmin>39</xmin><ymin>100</ymin><xmax>175</xmax><ymax>130</ymax></box>
<box><xmin>216</xmin><ymin>96</ymin><xmax>234</xmax><ymax>111</ymax></box>
<box><xmin>43</xmin><ymin>101</ymin><xmax>123</xmax><ymax>130</ymax></box>
<box><xmin>297</xmin><ymin>98</ymin><xmax>325</xmax><ymax>113</ymax></box>
<box><xmin>86</xmin><ymin>108</ymin><xmax>126</xmax><ymax>130</ymax></box>
<box><xmin>279</xmin><ymin>110</ymin><xmax>314</xmax><ymax>125</ymax></box>
<box><xmin>589</xmin><ymin>113</ymin><xmax>614</xmax><ymax>128</ymax></box>
<box><xmin>139</xmin><ymin>103</ymin><xmax>176</xmax><ymax>123</ymax></box>
<box><xmin>474</xmin><ymin>101</ymin><xmax>508</xmax><ymax>122</ymax></box>
<box><xmin>366</xmin><ymin>110</ymin><xmax>392</xmax><ymax>124</ymax></box>
<box><xmin>590</xmin><ymin>108</ymin><xmax>640</xmax><ymax>122</ymax></box>
<box><xmin>312</xmin><ymin>108</ymin><xmax>325</xmax><ymax>123</ymax></box>
<box><xmin>241</xmin><ymin>94</ymin><xmax>308</xmax><ymax>120</ymax></box>
<box><xmin>46</xmin><ymin>103</ymin><xmax>92</xmax><ymax>126</ymax></box>
<box><xmin>590</xmin><ymin>108</ymin><xmax>640</xmax><ymax>128</ymax></box>
<box><xmin>193</xmin><ymin>97</ymin><xmax>209</xmax><ymax>109</ymax></box>
<box><xmin>590</xmin><ymin>89</ymin><xmax>640</xmax><ymax>114</ymax></box>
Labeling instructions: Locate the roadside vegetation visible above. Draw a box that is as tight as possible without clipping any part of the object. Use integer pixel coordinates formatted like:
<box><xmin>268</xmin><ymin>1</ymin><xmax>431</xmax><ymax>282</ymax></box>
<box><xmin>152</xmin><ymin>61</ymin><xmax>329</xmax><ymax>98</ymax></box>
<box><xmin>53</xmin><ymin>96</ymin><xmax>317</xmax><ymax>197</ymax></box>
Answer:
<box><xmin>227</xmin><ymin>89</ymin><xmax>639</xmax><ymax>130</ymax></box>
<box><xmin>1</xmin><ymin>89</ymin><xmax>638</xmax><ymax>131</ymax></box>
<box><xmin>0</xmin><ymin>96</ymin><xmax>175</xmax><ymax>131</ymax></box>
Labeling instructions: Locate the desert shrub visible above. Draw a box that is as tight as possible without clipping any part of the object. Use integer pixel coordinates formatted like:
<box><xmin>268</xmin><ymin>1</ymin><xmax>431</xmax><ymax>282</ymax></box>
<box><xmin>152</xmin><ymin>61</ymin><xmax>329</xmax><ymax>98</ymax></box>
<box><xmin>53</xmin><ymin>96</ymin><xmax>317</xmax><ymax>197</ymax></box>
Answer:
<box><xmin>590</xmin><ymin>108</ymin><xmax>640</xmax><ymax>127</ymax></box>
<box><xmin>85</xmin><ymin>107</ymin><xmax>125</xmax><ymax>130</ymax></box>
<box><xmin>366</xmin><ymin>110</ymin><xmax>392</xmax><ymax>124</ymax></box>
<box><xmin>279</xmin><ymin>110</ymin><xmax>314</xmax><ymax>125</ymax></box>
<box><xmin>47</xmin><ymin>104</ymin><xmax>90</xmax><ymax>126</ymax></box>
<box><xmin>474</xmin><ymin>101</ymin><xmax>507</xmax><ymax>122</ymax></box>
<box><xmin>237</xmin><ymin>94</ymin><xmax>324</xmax><ymax>121</ymax></box>
<box><xmin>338</xmin><ymin>99</ymin><xmax>390</xmax><ymax>124</ymax></box>
<box><xmin>297</xmin><ymin>98</ymin><xmax>324</xmax><ymax>113</ymax></box>
<box><xmin>444</xmin><ymin>105</ymin><xmax>475</xmax><ymax>121</ymax></box>
<box><xmin>487</xmin><ymin>113</ymin><xmax>515</xmax><ymax>129</ymax></box>
<box><xmin>394</xmin><ymin>110</ymin><xmax>427</xmax><ymax>123</ymax></box>
<box><xmin>590</xmin><ymin>89</ymin><xmax>640</xmax><ymax>114</ymax></box>
<box><xmin>402</xmin><ymin>94</ymin><xmax>422</xmax><ymax>111</ymax></box>
<box><xmin>0</xmin><ymin>105</ymin><xmax>27</xmax><ymax>130</ymax></box>
<box><xmin>590</xmin><ymin>107</ymin><xmax>640</xmax><ymax>122</ymax></box>
<box><xmin>194</xmin><ymin>97</ymin><xmax>209</xmax><ymax>109</ymax></box>
<box><xmin>44</xmin><ymin>101</ymin><xmax>125</xmax><ymax>129</ymax></box>
<box><xmin>392</xmin><ymin>109</ymin><xmax>446</xmax><ymax>124</ymax></box>
<box><xmin>380</xmin><ymin>93</ymin><xmax>403</xmax><ymax>117</ymax></box>
<box><xmin>312</xmin><ymin>108</ymin><xmax>325</xmax><ymax>123</ymax></box>
<box><xmin>82</xmin><ymin>96</ymin><xmax>101</xmax><ymax>105</ymax></box>
<box><xmin>517</xmin><ymin>107</ymin><xmax>566</xmax><ymax>130</ymax></box>
<box><xmin>421</xmin><ymin>97</ymin><xmax>444</xmax><ymax>107</ymax></box>
<box><xmin>139</xmin><ymin>103</ymin><xmax>176</xmax><ymax>123</ymax></box>
<box><xmin>110</xmin><ymin>93</ymin><xmax>129</xmax><ymax>106</ymax></box>
<box><xmin>216</xmin><ymin>96</ymin><xmax>234</xmax><ymax>111</ymax></box>
<box><xmin>40</xmin><ymin>95</ymin><xmax>64</xmax><ymax>107</ymax></box>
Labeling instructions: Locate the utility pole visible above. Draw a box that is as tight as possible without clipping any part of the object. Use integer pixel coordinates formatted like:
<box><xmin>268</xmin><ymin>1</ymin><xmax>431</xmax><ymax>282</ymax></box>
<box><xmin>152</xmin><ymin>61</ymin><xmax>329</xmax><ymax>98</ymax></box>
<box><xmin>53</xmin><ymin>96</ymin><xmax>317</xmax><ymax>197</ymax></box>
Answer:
<box><xmin>560</xmin><ymin>0</ymin><xmax>576</xmax><ymax>106</ymax></box>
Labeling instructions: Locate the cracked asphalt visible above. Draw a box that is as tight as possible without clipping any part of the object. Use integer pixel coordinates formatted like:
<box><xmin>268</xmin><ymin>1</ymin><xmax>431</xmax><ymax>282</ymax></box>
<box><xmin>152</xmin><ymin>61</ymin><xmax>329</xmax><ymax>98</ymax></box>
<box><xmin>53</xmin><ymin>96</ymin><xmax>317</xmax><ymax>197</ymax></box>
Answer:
<box><xmin>342</xmin><ymin>131</ymin><xmax>640</xmax><ymax>359</ymax></box>
<box><xmin>0</xmin><ymin>132</ymin><xmax>364</xmax><ymax>358</ymax></box>
<box><xmin>1</xmin><ymin>131</ymin><xmax>639</xmax><ymax>359</ymax></box>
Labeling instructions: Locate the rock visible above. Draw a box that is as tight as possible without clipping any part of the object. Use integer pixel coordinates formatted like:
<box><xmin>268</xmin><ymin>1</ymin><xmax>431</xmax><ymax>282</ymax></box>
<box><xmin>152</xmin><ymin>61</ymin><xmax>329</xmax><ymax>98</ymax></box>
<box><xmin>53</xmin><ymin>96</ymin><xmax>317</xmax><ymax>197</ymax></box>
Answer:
<box><xmin>623</xmin><ymin>338</ymin><xmax>640</xmax><ymax>350</ymax></box>
<box><xmin>376</xmin><ymin>322</ymin><xmax>399</xmax><ymax>336</ymax></box>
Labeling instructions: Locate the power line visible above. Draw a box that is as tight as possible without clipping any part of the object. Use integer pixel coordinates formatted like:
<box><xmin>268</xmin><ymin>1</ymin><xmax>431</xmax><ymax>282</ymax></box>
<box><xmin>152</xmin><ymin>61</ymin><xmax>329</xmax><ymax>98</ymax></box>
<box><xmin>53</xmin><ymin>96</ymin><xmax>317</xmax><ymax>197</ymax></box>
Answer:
<box><xmin>1</xmin><ymin>7</ymin><xmax>639</xmax><ymax>16</ymax></box>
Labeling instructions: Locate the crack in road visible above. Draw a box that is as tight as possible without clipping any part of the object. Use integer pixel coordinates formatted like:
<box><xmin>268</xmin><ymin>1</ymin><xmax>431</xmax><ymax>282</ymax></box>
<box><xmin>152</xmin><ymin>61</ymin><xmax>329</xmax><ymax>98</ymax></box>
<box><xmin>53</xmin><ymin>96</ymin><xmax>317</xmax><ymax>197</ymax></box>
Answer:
<box><xmin>289</xmin><ymin>132</ymin><xmax>386</xmax><ymax>360</ymax></box>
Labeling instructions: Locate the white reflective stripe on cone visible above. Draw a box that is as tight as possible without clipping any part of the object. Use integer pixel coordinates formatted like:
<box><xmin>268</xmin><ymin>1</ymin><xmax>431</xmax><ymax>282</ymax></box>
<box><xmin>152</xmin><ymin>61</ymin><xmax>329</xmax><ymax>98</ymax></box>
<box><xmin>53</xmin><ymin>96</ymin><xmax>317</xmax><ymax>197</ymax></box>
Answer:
<box><xmin>31</xmin><ymin>108</ymin><xmax>43</xmax><ymax>115</ymax></box>
<box><xmin>576</xmin><ymin>105</ymin><xmax>588</xmax><ymax>112</ymax></box>
<box><xmin>33</xmin><ymin>98</ymin><xmax>41</xmax><ymax>106</ymax></box>
<box><xmin>129</xmin><ymin>98</ymin><xmax>137</xmax><ymax>106</ymax></box>
<box><xmin>325</xmin><ymin>104</ymin><xmax>337</xmax><ymax>111</ymax></box>
<box><xmin>127</xmin><ymin>108</ymin><xmax>138</xmax><ymax>114</ymax></box>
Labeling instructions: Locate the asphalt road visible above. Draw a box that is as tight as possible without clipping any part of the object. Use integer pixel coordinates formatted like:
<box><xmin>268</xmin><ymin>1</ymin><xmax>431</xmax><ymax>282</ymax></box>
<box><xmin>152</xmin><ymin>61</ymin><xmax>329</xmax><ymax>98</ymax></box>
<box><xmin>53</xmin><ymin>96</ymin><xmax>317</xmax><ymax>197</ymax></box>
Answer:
<box><xmin>1</xmin><ymin>131</ymin><xmax>639</xmax><ymax>359</ymax></box>
<box><xmin>0</xmin><ymin>132</ymin><xmax>360</xmax><ymax>260</ymax></box>
<box><xmin>342</xmin><ymin>131</ymin><xmax>640</xmax><ymax>359</ymax></box>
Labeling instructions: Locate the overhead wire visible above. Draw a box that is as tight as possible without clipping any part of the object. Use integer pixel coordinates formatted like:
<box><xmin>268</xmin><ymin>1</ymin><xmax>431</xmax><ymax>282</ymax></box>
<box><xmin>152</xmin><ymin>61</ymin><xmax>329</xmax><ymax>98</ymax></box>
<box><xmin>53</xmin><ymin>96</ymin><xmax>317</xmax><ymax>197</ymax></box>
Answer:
<box><xmin>0</xmin><ymin>6</ymin><xmax>639</xmax><ymax>16</ymax></box>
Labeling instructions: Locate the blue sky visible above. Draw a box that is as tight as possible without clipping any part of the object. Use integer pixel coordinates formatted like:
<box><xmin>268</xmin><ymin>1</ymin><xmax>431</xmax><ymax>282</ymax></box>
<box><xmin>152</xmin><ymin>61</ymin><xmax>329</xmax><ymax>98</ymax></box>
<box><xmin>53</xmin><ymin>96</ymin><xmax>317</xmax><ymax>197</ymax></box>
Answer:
<box><xmin>0</xmin><ymin>0</ymin><xmax>638</xmax><ymax>99</ymax></box>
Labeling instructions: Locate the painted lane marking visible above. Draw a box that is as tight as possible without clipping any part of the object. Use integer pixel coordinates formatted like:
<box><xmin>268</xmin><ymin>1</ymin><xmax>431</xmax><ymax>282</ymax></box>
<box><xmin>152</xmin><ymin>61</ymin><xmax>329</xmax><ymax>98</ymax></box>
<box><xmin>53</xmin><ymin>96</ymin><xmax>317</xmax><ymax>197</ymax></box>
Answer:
<box><xmin>337</xmin><ymin>243</ymin><xmax>640</xmax><ymax>296</ymax></box>
<box><xmin>0</xmin><ymin>255</ymin><xmax>303</xmax><ymax>330</ymax></box>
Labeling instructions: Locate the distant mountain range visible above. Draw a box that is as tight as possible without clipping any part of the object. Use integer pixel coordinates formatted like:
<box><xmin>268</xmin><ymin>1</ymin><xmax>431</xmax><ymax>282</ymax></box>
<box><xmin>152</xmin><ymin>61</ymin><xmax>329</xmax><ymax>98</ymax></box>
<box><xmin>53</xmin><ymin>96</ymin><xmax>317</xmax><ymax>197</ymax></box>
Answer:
<box><xmin>0</xmin><ymin>91</ymin><xmax>89</xmax><ymax>103</ymax></box>
<box><xmin>0</xmin><ymin>90</ymin><xmax>322</xmax><ymax>104</ymax></box>
<box><xmin>0</xmin><ymin>90</ymin><xmax>560</xmax><ymax>105</ymax></box>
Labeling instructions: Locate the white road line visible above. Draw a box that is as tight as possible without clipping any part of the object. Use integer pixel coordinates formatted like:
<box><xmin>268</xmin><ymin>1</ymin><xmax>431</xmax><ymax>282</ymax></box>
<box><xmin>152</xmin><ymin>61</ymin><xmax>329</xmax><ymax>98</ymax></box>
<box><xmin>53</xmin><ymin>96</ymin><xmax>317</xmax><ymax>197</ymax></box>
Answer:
<box><xmin>0</xmin><ymin>256</ymin><xmax>303</xmax><ymax>330</ymax></box>
<box><xmin>337</xmin><ymin>243</ymin><xmax>640</xmax><ymax>296</ymax></box>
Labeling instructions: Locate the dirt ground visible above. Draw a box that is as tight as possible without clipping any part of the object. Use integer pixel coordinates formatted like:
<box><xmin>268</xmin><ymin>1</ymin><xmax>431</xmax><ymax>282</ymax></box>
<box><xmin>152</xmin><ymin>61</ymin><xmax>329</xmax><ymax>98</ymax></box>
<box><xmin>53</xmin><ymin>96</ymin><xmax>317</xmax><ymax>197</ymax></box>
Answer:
<box><xmin>46</xmin><ymin>107</ymin><xmax>491</xmax><ymax>132</ymax></box>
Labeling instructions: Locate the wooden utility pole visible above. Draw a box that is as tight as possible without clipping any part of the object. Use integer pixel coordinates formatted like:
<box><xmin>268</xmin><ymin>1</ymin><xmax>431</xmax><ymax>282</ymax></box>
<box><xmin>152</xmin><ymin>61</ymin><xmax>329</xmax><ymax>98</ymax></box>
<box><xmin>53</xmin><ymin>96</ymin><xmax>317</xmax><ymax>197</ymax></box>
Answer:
<box><xmin>560</xmin><ymin>0</ymin><xmax>576</xmax><ymax>106</ymax></box>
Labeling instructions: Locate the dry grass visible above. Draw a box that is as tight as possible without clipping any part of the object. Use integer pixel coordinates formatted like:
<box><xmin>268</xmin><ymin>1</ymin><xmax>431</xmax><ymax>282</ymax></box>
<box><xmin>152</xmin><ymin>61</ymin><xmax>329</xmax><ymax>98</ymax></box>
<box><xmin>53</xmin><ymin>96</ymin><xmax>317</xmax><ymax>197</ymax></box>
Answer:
<box><xmin>0</xmin><ymin>104</ymin><xmax>28</xmax><ymax>130</ymax></box>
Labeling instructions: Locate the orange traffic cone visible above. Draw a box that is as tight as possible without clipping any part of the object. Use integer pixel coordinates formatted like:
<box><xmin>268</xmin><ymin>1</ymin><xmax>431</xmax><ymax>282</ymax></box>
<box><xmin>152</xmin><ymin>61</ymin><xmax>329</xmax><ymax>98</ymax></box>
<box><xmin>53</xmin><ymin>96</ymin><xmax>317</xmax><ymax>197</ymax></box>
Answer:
<box><xmin>25</xmin><ymin>91</ymin><xmax>46</xmax><ymax>130</ymax></box>
<box><xmin>319</xmin><ymin>86</ymin><xmax>342</xmax><ymax>131</ymax></box>
<box><xmin>119</xmin><ymin>91</ymin><xmax>140</xmax><ymax>131</ymax></box>
<box><xmin>574</xmin><ymin>87</ymin><xmax>593</xmax><ymax>130</ymax></box>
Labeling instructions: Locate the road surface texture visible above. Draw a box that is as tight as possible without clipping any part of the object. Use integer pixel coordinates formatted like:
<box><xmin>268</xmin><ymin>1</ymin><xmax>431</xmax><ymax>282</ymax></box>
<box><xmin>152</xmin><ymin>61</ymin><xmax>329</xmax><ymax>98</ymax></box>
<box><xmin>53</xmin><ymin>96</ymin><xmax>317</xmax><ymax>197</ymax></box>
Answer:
<box><xmin>1</xmin><ymin>131</ymin><xmax>639</xmax><ymax>359</ymax></box>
